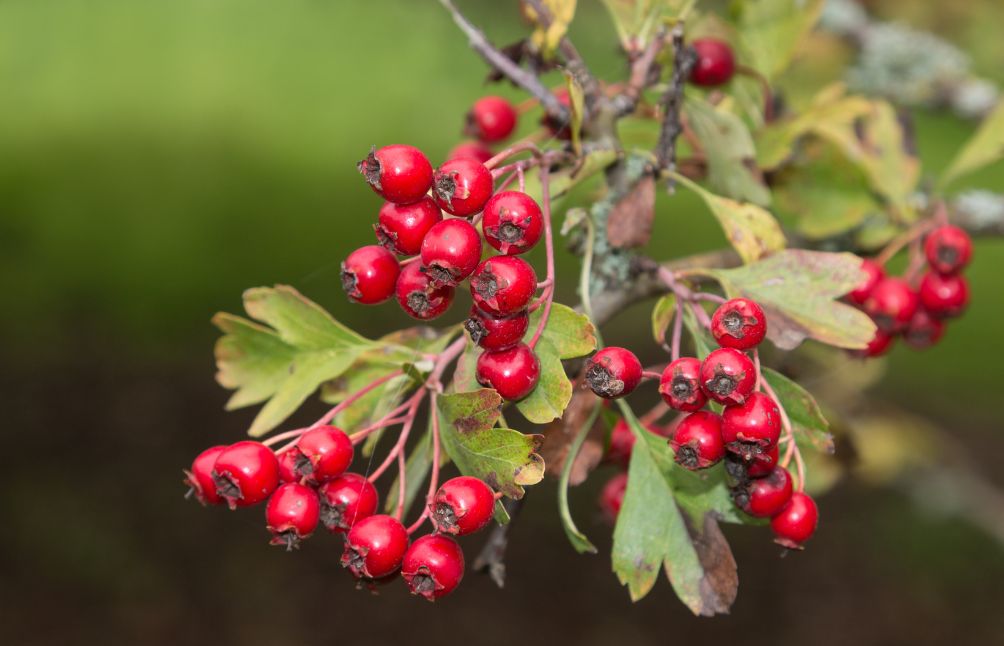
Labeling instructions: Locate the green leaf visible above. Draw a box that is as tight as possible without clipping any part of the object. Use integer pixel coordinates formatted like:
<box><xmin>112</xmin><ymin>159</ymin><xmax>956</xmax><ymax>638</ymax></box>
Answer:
<box><xmin>708</xmin><ymin>250</ymin><xmax>876</xmax><ymax>350</ymax></box>
<box><xmin>736</xmin><ymin>0</ymin><xmax>824</xmax><ymax>81</ymax></box>
<box><xmin>600</xmin><ymin>0</ymin><xmax>680</xmax><ymax>48</ymax></box>
<box><xmin>557</xmin><ymin>404</ymin><xmax>601</xmax><ymax>554</ymax></box>
<box><xmin>436</xmin><ymin>390</ymin><xmax>545</xmax><ymax>498</ymax></box>
<box><xmin>761</xmin><ymin>368</ymin><xmax>834</xmax><ymax>454</ymax></box>
<box><xmin>681</xmin><ymin>305</ymin><xmax>716</xmax><ymax>360</ymax></box>
<box><xmin>565</xmin><ymin>72</ymin><xmax>586</xmax><ymax>156</ymax></box>
<box><xmin>515</xmin><ymin>336</ymin><xmax>573</xmax><ymax>424</ymax></box>
<box><xmin>527</xmin><ymin>302</ymin><xmax>597</xmax><ymax>359</ymax></box>
<box><xmin>213</xmin><ymin>313</ymin><xmax>296</xmax><ymax>409</ymax></box>
<box><xmin>651</xmin><ymin>293</ymin><xmax>677</xmax><ymax>345</ymax></box>
<box><xmin>940</xmin><ymin>101</ymin><xmax>1004</xmax><ymax>187</ymax></box>
<box><xmin>242</xmin><ymin>285</ymin><xmax>371</xmax><ymax>349</ymax></box>
<box><xmin>451</xmin><ymin>342</ymin><xmax>481</xmax><ymax>393</ymax></box>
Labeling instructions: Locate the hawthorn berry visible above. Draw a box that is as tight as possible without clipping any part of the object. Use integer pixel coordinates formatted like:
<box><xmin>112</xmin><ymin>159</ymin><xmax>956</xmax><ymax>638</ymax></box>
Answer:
<box><xmin>849</xmin><ymin>258</ymin><xmax>885</xmax><ymax>305</ymax></box>
<box><xmin>919</xmin><ymin>271</ymin><xmax>969</xmax><ymax>318</ymax></box>
<box><xmin>710</xmin><ymin>298</ymin><xmax>767</xmax><ymax>350</ymax></box>
<box><xmin>464</xmin><ymin>306</ymin><xmax>529</xmax><ymax>351</ymax></box>
<box><xmin>606</xmin><ymin>419</ymin><xmax>669</xmax><ymax>467</ymax></box>
<box><xmin>341</xmin><ymin>245</ymin><xmax>400</xmax><ymax>305</ymax></box>
<box><xmin>475</xmin><ymin>342</ymin><xmax>541</xmax><ymax>401</ymax></box>
<box><xmin>721</xmin><ymin>392</ymin><xmax>782</xmax><ymax>460</ymax></box>
<box><xmin>469</xmin><ymin>255</ymin><xmax>537</xmax><ymax>316</ymax></box>
<box><xmin>375</xmin><ymin>198</ymin><xmax>443</xmax><ymax>257</ymax></box>
<box><xmin>358</xmin><ymin>144</ymin><xmax>433</xmax><ymax>204</ymax></box>
<box><xmin>671</xmin><ymin>411</ymin><xmax>726</xmax><ymax>470</ymax></box>
<box><xmin>448</xmin><ymin>141</ymin><xmax>494</xmax><ymax>164</ymax></box>
<box><xmin>318</xmin><ymin>473</ymin><xmax>379</xmax><ymax>533</ymax></box>
<box><xmin>747</xmin><ymin>444</ymin><xmax>780</xmax><ymax>478</ymax></box>
<box><xmin>864</xmin><ymin>277</ymin><xmax>919</xmax><ymax>332</ymax></box>
<box><xmin>599</xmin><ymin>471</ymin><xmax>628</xmax><ymax>524</ymax></box>
<box><xmin>265</xmin><ymin>482</ymin><xmax>321</xmax><ymax>550</ymax></box>
<box><xmin>430</xmin><ymin>476</ymin><xmax>495</xmax><ymax>536</ymax></box>
<box><xmin>184</xmin><ymin>445</ymin><xmax>227</xmax><ymax>505</ymax></box>
<box><xmin>341</xmin><ymin>514</ymin><xmax>410</xmax><ymax>579</ymax></box>
<box><xmin>395</xmin><ymin>262</ymin><xmax>455</xmax><ymax>320</ymax></box>
<box><xmin>733</xmin><ymin>467</ymin><xmax>793</xmax><ymax>518</ymax></box>
<box><xmin>481</xmin><ymin>191</ymin><xmax>543</xmax><ymax>255</ymax></box>
<box><xmin>689</xmin><ymin>38</ymin><xmax>736</xmax><ymax>87</ymax></box>
<box><xmin>903</xmin><ymin>309</ymin><xmax>946</xmax><ymax>349</ymax></box>
<box><xmin>402</xmin><ymin>534</ymin><xmax>466</xmax><ymax>601</ymax></box>
<box><xmin>420</xmin><ymin>218</ymin><xmax>483</xmax><ymax>286</ymax></box>
<box><xmin>700</xmin><ymin>348</ymin><xmax>756</xmax><ymax>405</ymax></box>
<box><xmin>857</xmin><ymin>328</ymin><xmax>896</xmax><ymax>358</ymax></box>
<box><xmin>465</xmin><ymin>96</ymin><xmax>518</xmax><ymax>143</ymax></box>
<box><xmin>432</xmin><ymin>158</ymin><xmax>494</xmax><ymax>217</ymax></box>
<box><xmin>585</xmin><ymin>347</ymin><xmax>643</xmax><ymax>399</ymax></box>
<box><xmin>277</xmin><ymin>449</ymin><xmax>299</xmax><ymax>483</ymax></box>
<box><xmin>290</xmin><ymin>425</ymin><xmax>353</xmax><ymax>484</ymax></box>
<box><xmin>771</xmin><ymin>491</ymin><xmax>819</xmax><ymax>549</ymax></box>
<box><xmin>212</xmin><ymin>441</ymin><xmax>281</xmax><ymax>509</ymax></box>
<box><xmin>658</xmin><ymin>357</ymin><xmax>707</xmax><ymax>412</ymax></box>
<box><xmin>924</xmin><ymin>225</ymin><xmax>972</xmax><ymax>275</ymax></box>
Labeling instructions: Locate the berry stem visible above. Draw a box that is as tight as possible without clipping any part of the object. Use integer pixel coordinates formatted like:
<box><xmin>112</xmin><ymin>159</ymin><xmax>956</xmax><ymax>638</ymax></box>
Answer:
<box><xmin>641</xmin><ymin>370</ymin><xmax>662</xmax><ymax>380</ymax></box>
<box><xmin>406</xmin><ymin>393</ymin><xmax>442</xmax><ymax>534</ymax></box>
<box><xmin>760</xmin><ymin>375</ymin><xmax>805</xmax><ymax>491</ymax></box>
<box><xmin>529</xmin><ymin>164</ymin><xmax>556</xmax><ymax>350</ymax></box>
<box><xmin>484</xmin><ymin>141</ymin><xmax>543</xmax><ymax>170</ymax></box>
<box><xmin>752</xmin><ymin>349</ymin><xmax>761</xmax><ymax>392</ymax></box>
<box><xmin>670</xmin><ymin>300</ymin><xmax>683</xmax><ymax>361</ymax></box>
<box><xmin>875</xmin><ymin>218</ymin><xmax>938</xmax><ymax>266</ymax></box>
<box><xmin>639</xmin><ymin>400</ymin><xmax>670</xmax><ymax>427</ymax></box>
<box><xmin>367</xmin><ymin>390</ymin><xmax>426</xmax><ymax>483</ymax></box>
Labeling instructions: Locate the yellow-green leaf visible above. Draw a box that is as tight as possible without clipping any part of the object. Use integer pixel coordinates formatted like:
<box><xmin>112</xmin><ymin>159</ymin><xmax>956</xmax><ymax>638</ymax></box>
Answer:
<box><xmin>736</xmin><ymin>0</ymin><xmax>824</xmax><ymax>81</ymax></box>
<box><xmin>940</xmin><ymin>101</ymin><xmax>1004</xmax><ymax>188</ymax></box>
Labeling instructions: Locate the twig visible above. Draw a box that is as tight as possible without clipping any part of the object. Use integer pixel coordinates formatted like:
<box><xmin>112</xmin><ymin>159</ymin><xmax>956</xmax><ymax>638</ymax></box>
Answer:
<box><xmin>655</xmin><ymin>24</ymin><xmax>696</xmax><ymax>184</ymax></box>
<box><xmin>614</xmin><ymin>27</ymin><xmax>670</xmax><ymax>115</ymax></box>
<box><xmin>522</xmin><ymin>0</ymin><xmax>602</xmax><ymax>111</ymax></box>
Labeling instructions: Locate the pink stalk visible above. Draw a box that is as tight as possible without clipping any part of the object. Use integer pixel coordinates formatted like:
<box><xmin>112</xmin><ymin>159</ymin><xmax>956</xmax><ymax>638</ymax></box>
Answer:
<box><xmin>529</xmin><ymin>164</ymin><xmax>555</xmax><ymax>349</ymax></box>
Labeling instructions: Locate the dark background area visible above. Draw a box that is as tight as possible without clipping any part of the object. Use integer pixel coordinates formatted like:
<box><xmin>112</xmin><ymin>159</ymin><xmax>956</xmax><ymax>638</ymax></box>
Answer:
<box><xmin>1</xmin><ymin>1</ymin><xmax>1003</xmax><ymax>644</ymax></box>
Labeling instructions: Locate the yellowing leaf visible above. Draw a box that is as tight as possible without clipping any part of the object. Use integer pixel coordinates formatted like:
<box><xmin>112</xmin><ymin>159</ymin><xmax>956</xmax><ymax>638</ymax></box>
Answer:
<box><xmin>736</xmin><ymin>0</ymin><xmax>825</xmax><ymax>81</ymax></box>
<box><xmin>940</xmin><ymin>101</ymin><xmax>1004</xmax><ymax>188</ymax></box>
<box><xmin>527</xmin><ymin>0</ymin><xmax>577</xmax><ymax>57</ymax></box>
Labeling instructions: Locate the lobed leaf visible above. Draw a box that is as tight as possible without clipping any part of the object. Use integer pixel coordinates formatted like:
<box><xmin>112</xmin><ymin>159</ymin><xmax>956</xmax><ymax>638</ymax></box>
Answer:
<box><xmin>736</xmin><ymin>0</ymin><xmax>825</xmax><ymax>81</ymax></box>
<box><xmin>515</xmin><ymin>336</ymin><xmax>574</xmax><ymax>425</ymax></box>
<box><xmin>940</xmin><ymin>101</ymin><xmax>1004</xmax><ymax>188</ymax></box>
<box><xmin>527</xmin><ymin>302</ymin><xmax>597</xmax><ymax>360</ymax></box>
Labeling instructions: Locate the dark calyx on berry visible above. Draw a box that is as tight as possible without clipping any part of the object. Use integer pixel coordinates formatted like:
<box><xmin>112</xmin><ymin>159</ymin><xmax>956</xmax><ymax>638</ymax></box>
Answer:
<box><xmin>586</xmin><ymin>362</ymin><xmax>623</xmax><ymax>398</ymax></box>
<box><xmin>358</xmin><ymin>147</ymin><xmax>383</xmax><ymax>190</ymax></box>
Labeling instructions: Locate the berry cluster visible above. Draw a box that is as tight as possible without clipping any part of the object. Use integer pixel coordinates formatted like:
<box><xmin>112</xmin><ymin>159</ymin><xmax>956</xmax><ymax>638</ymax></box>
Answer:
<box><xmin>592</xmin><ymin>298</ymin><xmax>818</xmax><ymax>549</ymax></box>
<box><xmin>851</xmin><ymin>224</ymin><xmax>973</xmax><ymax>357</ymax></box>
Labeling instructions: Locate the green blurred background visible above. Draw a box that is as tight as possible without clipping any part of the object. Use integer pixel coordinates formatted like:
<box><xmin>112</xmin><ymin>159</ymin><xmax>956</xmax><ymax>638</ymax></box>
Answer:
<box><xmin>1</xmin><ymin>1</ymin><xmax>1002</xmax><ymax>644</ymax></box>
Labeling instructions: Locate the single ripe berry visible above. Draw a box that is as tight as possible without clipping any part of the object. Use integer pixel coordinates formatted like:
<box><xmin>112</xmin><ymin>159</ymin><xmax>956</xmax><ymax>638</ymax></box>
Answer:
<box><xmin>448</xmin><ymin>141</ymin><xmax>494</xmax><ymax>164</ymax></box>
<box><xmin>464</xmin><ymin>306</ymin><xmax>529</xmax><ymax>351</ymax></box>
<box><xmin>919</xmin><ymin>271</ymin><xmax>969</xmax><ymax>318</ymax></box>
<box><xmin>671</xmin><ymin>411</ymin><xmax>726</xmax><ymax>470</ymax></box>
<box><xmin>658</xmin><ymin>357</ymin><xmax>708</xmax><ymax>412</ymax></box>
<box><xmin>430</xmin><ymin>476</ymin><xmax>495</xmax><ymax>536</ymax></box>
<box><xmin>212</xmin><ymin>441</ymin><xmax>281</xmax><ymax>509</ymax></box>
<box><xmin>184</xmin><ymin>445</ymin><xmax>227</xmax><ymax>505</ymax></box>
<box><xmin>291</xmin><ymin>425</ymin><xmax>353</xmax><ymax>484</ymax></box>
<box><xmin>402</xmin><ymin>534</ymin><xmax>466</xmax><ymax>601</ymax></box>
<box><xmin>358</xmin><ymin>144</ymin><xmax>433</xmax><ymax>204</ymax></box>
<box><xmin>857</xmin><ymin>328</ymin><xmax>896</xmax><ymax>358</ymax></box>
<box><xmin>771</xmin><ymin>491</ymin><xmax>819</xmax><ymax>549</ymax></box>
<box><xmin>689</xmin><ymin>38</ymin><xmax>736</xmax><ymax>87</ymax></box>
<box><xmin>700</xmin><ymin>348</ymin><xmax>756</xmax><ymax>405</ymax></box>
<box><xmin>318</xmin><ymin>473</ymin><xmax>379</xmax><ymax>533</ymax></box>
<box><xmin>481</xmin><ymin>191</ymin><xmax>543</xmax><ymax>255</ymax></box>
<box><xmin>598</xmin><ymin>471</ymin><xmax>628</xmax><ymax>525</ymax></box>
<box><xmin>432</xmin><ymin>158</ymin><xmax>494</xmax><ymax>217</ymax></box>
<box><xmin>924</xmin><ymin>225</ymin><xmax>972</xmax><ymax>275</ymax></box>
<box><xmin>465</xmin><ymin>96</ymin><xmax>518</xmax><ymax>143</ymax></box>
<box><xmin>733</xmin><ymin>467</ymin><xmax>793</xmax><ymax>518</ymax></box>
<box><xmin>540</xmin><ymin>87</ymin><xmax>573</xmax><ymax>140</ymax></box>
<box><xmin>865</xmin><ymin>277</ymin><xmax>919</xmax><ymax>332</ymax></box>
<box><xmin>277</xmin><ymin>449</ymin><xmax>299</xmax><ymax>483</ymax></box>
<box><xmin>375</xmin><ymin>198</ymin><xmax>443</xmax><ymax>256</ymax></box>
<box><xmin>341</xmin><ymin>514</ymin><xmax>410</xmax><ymax>579</ymax></box>
<box><xmin>341</xmin><ymin>245</ymin><xmax>400</xmax><ymax>305</ymax></box>
<box><xmin>747</xmin><ymin>444</ymin><xmax>780</xmax><ymax>478</ymax></box>
<box><xmin>475</xmin><ymin>343</ymin><xmax>541</xmax><ymax>401</ymax></box>
<box><xmin>721</xmin><ymin>392</ymin><xmax>782</xmax><ymax>460</ymax></box>
<box><xmin>469</xmin><ymin>256</ymin><xmax>537</xmax><ymax>316</ymax></box>
<box><xmin>419</xmin><ymin>218</ymin><xmax>483</xmax><ymax>286</ymax></box>
<box><xmin>606</xmin><ymin>419</ymin><xmax>669</xmax><ymax>467</ymax></box>
<box><xmin>585</xmin><ymin>347</ymin><xmax>643</xmax><ymax>399</ymax></box>
<box><xmin>903</xmin><ymin>308</ymin><xmax>946</xmax><ymax>349</ymax></box>
<box><xmin>710</xmin><ymin>298</ymin><xmax>767</xmax><ymax>350</ymax></box>
<box><xmin>265</xmin><ymin>482</ymin><xmax>321</xmax><ymax>550</ymax></box>
<box><xmin>395</xmin><ymin>262</ymin><xmax>455</xmax><ymax>320</ymax></box>
<box><xmin>849</xmin><ymin>258</ymin><xmax>885</xmax><ymax>305</ymax></box>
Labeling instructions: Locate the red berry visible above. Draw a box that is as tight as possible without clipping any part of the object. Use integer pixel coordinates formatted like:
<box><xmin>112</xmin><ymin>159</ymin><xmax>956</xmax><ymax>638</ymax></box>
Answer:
<box><xmin>430</xmin><ymin>476</ymin><xmax>495</xmax><ymax>536</ymax></box>
<box><xmin>671</xmin><ymin>411</ymin><xmax>726</xmax><ymax>470</ymax></box>
<box><xmin>432</xmin><ymin>158</ymin><xmax>494</xmax><ymax>216</ymax></box>
<box><xmin>465</xmin><ymin>96</ymin><xmax>518</xmax><ymax>143</ymax></box>
<box><xmin>290</xmin><ymin>425</ymin><xmax>353</xmax><ymax>484</ymax></box>
<box><xmin>721</xmin><ymin>392</ymin><xmax>782</xmax><ymax>460</ymax></box>
<box><xmin>358</xmin><ymin>144</ymin><xmax>433</xmax><ymax>204</ymax></box>
<box><xmin>710</xmin><ymin>298</ymin><xmax>767</xmax><ymax>350</ymax></box>
<box><xmin>856</xmin><ymin>328</ymin><xmax>896</xmax><ymax>358</ymax></box>
<box><xmin>903</xmin><ymin>309</ymin><xmax>946</xmax><ymax>349</ymax></box>
<box><xmin>375</xmin><ymin>198</ymin><xmax>443</xmax><ymax>256</ymax></box>
<box><xmin>658</xmin><ymin>357</ymin><xmax>707</xmax><ymax>412</ymax></box>
<box><xmin>919</xmin><ymin>271</ymin><xmax>969</xmax><ymax>318</ymax></box>
<box><xmin>265</xmin><ymin>482</ymin><xmax>321</xmax><ymax>550</ymax></box>
<box><xmin>341</xmin><ymin>245</ymin><xmax>400</xmax><ymax>305</ymax></box>
<box><xmin>771</xmin><ymin>491</ymin><xmax>819</xmax><ymax>549</ymax></box>
<box><xmin>419</xmin><ymin>219</ymin><xmax>483</xmax><ymax>286</ymax></box>
<box><xmin>481</xmin><ymin>191</ymin><xmax>543</xmax><ymax>255</ymax></box>
<box><xmin>689</xmin><ymin>38</ymin><xmax>736</xmax><ymax>87</ymax></box>
<box><xmin>733</xmin><ymin>467</ymin><xmax>793</xmax><ymax>518</ymax></box>
<box><xmin>184</xmin><ymin>445</ymin><xmax>227</xmax><ymax>505</ymax></box>
<box><xmin>747</xmin><ymin>444</ymin><xmax>780</xmax><ymax>478</ymax></box>
<box><xmin>341</xmin><ymin>514</ymin><xmax>410</xmax><ymax>579</ymax></box>
<box><xmin>606</xmin><ymin>419</ymin><xmax>669</xmax><ymax>468</ymax></box>
<box><xmin>475</xmin><ymin>343</ymin><xmax>541</xmax><ymax>401</ymax></box>
<box><xmin>598</xmin><ymin>471</ymin><xmax>628</xmax><ymax>524</ymax></box>
<box><xmin>540</xmin><ymin>88</ymin><xmax>573</xmax><ymax>140</ymax></box>
<box><xmin>402</xmin><ymin>534</ymin><xmax>466</xmax><ymax>601</ymax></box>
<box><xmin>395</xmin><ymin>262</ymin><xmax>455</xmax><ymax>320</ymax></box>
<box><xmin>277</xmin><ymin>449</ymin><xmax>299</xmax><ymax>483</ymax></box>
<box><xmin>448</xmin><ymin>141</ymin><xmax>494</xmax><ymax>164</ymax></box>
<box><xmin>464</xmin><ymin>306</ymin><xmax>529</xmax><ymax>351</ymax></box>
<box><xmin>865</xmin><ymin>277</ymin><xmax>919</xmax><ymax>332</ymax></box>
<box><xmin>318</xmin><ymin>473</ymin><xmax>379</xmax><ymax>533</ymax></box>
<box><xmin>924</xmin><ymin>225</ymin><xmax>972</xmax><ymax>275</ymax></box>
<box><xmin>700</xmin><ymin>348</ymin><xmax>756</xmax><ymax>405</ymax></box>
<box><xmin>469</xmin><ymin>255</ymin><xmax>537</xmax><ymax>316</ymax></box>
<box><xmin>849</xmin><ymin>258</ymin><xmax>885</xmax><ymax>305</ymax></box>
<box><xmin>212</xmin><ymin>441</ymin><xmax>281</xmax><ymax>509</ymax></box>
<box><xmin>585</xmin><ymin>347</ymin><xmax>643</xmax><ymax>399</ymax></box>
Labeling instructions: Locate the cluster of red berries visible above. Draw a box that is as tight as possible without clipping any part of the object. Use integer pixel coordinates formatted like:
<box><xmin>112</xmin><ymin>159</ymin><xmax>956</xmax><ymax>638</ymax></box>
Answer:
<box><xmin>851</xmin><ymin>225</ymin><xmax>973</xmax><ymax>357</ymax></box>
<box><xmin>183</xmin><ymin>428</ymin><xmax>500</xmax><ymax>600</ymax></box>
<box><xmin>590</xmin><ymin>297</ymin><xmax>818</xmax><ymax>548</ymax></box>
